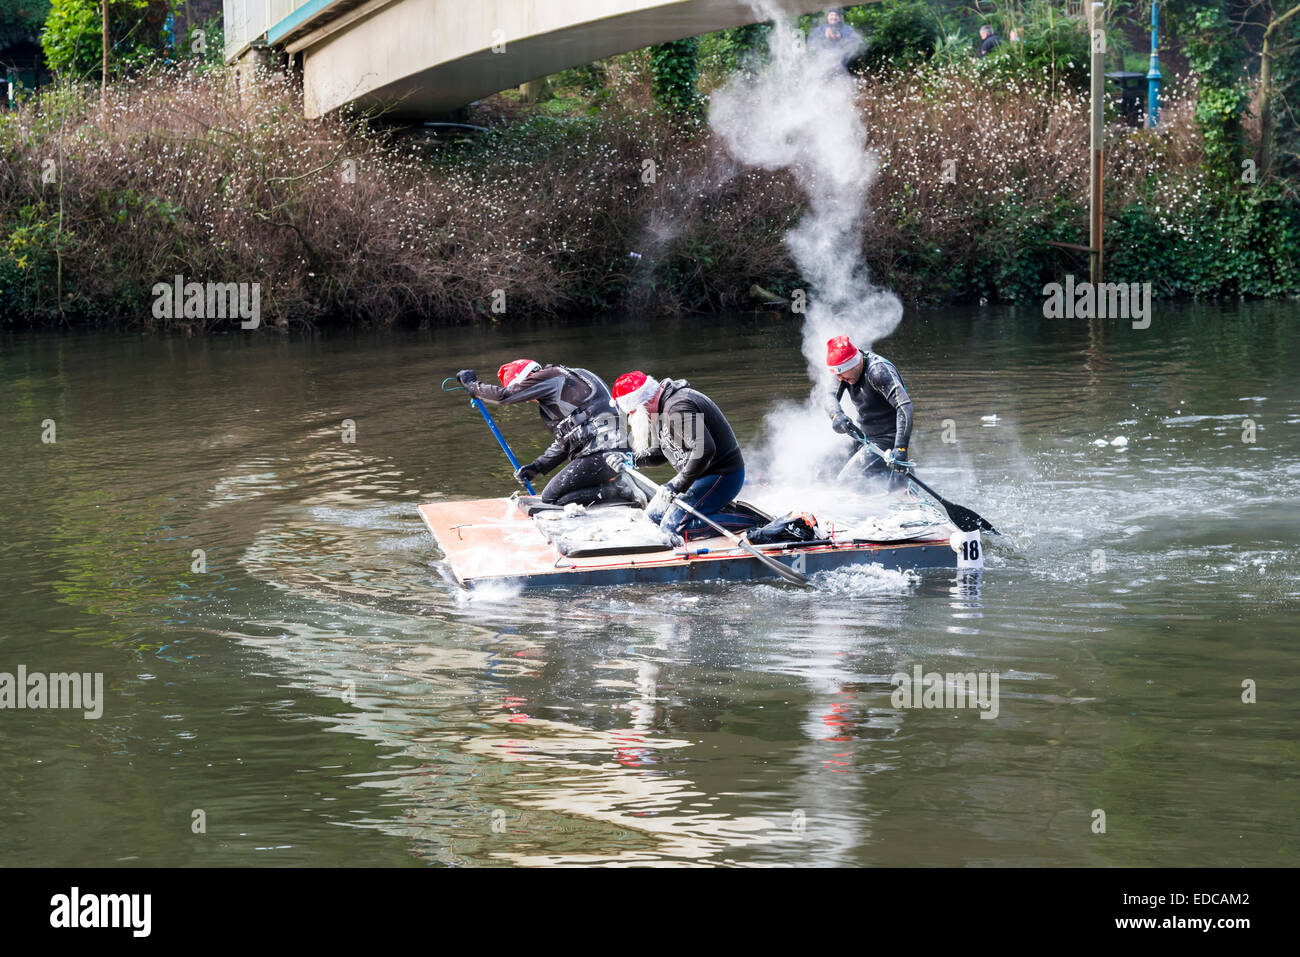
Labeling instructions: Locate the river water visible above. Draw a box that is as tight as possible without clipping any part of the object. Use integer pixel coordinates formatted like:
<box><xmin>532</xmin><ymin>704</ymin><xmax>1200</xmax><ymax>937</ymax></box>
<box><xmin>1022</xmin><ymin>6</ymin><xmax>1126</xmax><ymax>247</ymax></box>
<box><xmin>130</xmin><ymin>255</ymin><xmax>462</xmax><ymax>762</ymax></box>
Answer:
<box><xmin>2</xmin><ymin>303</ymin><xmax>1297</xmax><ymax>867</ymax></box>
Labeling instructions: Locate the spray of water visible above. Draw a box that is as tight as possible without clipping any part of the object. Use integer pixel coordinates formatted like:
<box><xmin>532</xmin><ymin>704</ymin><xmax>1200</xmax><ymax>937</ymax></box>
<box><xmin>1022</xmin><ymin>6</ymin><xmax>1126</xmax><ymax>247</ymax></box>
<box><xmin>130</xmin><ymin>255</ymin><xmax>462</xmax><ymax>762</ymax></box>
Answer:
<box><xmin>708</xmin><ymin>3</ymin><xmax>904</xmax><ymax>494</ymax></box>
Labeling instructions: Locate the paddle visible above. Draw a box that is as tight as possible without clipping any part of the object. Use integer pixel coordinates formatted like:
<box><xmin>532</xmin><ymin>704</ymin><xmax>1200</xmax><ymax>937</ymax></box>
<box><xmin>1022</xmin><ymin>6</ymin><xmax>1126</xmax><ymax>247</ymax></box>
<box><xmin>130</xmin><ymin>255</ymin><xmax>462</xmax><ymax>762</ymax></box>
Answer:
<box><xmin>441</xmin><ymin>377</ymin><xmax>535</xmax><ymax>494</ymax></box>
<box><xmin>615</xmin><ymin>461</ymin><xmax>811</xmax><ymax>586</ymax></box>
<box><xmin>845</xmin><ymin>427</ymin><xmax>1000</xmax><ymax>535</ymax></box>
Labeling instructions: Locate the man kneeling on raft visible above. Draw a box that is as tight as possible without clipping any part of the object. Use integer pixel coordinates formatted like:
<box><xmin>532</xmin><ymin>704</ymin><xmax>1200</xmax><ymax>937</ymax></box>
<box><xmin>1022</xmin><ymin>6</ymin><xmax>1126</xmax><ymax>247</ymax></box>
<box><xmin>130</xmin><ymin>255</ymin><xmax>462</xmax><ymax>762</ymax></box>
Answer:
<box><xmin>612</xmin><ymin>371</ymin><xmax>752</xmax><ymax>540</ymax></box>
<box><xmin>457</xmin><ymin>360</ymin><xmax>640</xmax><ymax>506</ymax></box>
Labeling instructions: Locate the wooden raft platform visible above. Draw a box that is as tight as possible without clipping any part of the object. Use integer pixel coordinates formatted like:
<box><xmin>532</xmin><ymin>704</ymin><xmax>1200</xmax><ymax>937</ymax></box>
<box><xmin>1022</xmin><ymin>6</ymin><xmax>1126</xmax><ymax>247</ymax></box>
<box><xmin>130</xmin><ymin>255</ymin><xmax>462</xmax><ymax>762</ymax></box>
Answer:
<box><xmin>419</xmin><ymin>498</ymin><xmax>958</xmax><ymax>589</ymax></box>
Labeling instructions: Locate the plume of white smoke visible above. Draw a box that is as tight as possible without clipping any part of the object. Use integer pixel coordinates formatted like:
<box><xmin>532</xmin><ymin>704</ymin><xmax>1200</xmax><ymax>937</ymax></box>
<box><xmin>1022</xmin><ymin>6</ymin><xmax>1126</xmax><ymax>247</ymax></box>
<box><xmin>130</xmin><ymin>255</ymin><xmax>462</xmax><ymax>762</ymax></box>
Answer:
<box><xmin>709</xmin><ymin>5</ymin><xmax>903</xmax><ymax>501</ymax></box>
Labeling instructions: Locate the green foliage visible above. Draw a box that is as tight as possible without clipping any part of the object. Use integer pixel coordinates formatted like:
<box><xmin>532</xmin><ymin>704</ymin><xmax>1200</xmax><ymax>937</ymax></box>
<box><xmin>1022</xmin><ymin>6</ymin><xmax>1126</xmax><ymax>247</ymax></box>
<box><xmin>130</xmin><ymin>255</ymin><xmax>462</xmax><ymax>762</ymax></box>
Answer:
<box><xmin>698</xmin><ymin>22</ymin><xmax>770</xmax><ymax>76</ymax></box>
<box><xmin>1180</xmin><ymin>4</ymin><xmax>1243</xmax><ymax>85</ymax></box>
<box><xmin>551</xmin><ymin>61</ymin><xmax>607</xmax><ymax>95</ymax></box>
<box><xmin>650</xmin><ymin>37</ymin><xmax>700</xmax><ymax>114</ymax></box>
<box><xmin>183</xmin><ymin>14</ymin><xmax>225</xmax><ymax>70</ymax></box>
<box><xmin>1178</xmin><ymin>5</ymin><xmax>1248</xmax><ymax>184</ymax></box>
<box><xmin>39</xmin><ymin>0</ymin><xmax>170</xmax><ymax>80</ymax></box>
<box><xmin>983</xmin><ymin>198</ymin><xmax>1086</xmax><ymax>302</ymax></box>
<box><xmin>846</xmin><ymin>1</ymin><xmax>938</xmax><ymax>72</ymax></box>
<box><xmin>39</xmin><ymin>0</ymin><xmax>99</xmax><ymax>78</ymax></box>
<box><xmin>0</xmin><ymin>0</ymin><xmax>51</xmax><ymax>48</ymax></box>
<box><xmin>985</xmin><ymin>12</ymin><xmax>1092</xmax><ymax>90</ymax></box>
<box><xmin>1108</xmin><ymin>187</ymin><xmax>1300</xmax><ymax>298</ymax></box>
<box><xmin>0</xmin><ymin>204</ymin><xmax>65</xmax><ymax>320</ymax></box>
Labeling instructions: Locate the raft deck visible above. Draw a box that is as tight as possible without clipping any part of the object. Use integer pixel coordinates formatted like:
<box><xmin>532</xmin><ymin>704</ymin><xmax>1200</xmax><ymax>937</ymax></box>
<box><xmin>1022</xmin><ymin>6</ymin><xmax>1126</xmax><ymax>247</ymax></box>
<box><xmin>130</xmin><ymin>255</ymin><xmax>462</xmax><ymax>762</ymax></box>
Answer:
<box><xmin>419</xmin><ymin>497</ymin><xmax>959</xmax><ymax>589</ymax></box>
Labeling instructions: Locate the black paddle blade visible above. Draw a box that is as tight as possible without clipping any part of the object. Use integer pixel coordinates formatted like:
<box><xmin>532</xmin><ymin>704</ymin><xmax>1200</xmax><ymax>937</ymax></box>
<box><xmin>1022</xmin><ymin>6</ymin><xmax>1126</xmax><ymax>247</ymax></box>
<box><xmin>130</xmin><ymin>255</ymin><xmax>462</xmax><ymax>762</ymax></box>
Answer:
<box><xmin>942</xmin><ymin>500</ymin><xmax>999</xmax><ymax>535</ymax></box>
<box><xmin>906</xmin><ymin>474</ymin><xmax>1000</xmax><ymax>536</ymax></box>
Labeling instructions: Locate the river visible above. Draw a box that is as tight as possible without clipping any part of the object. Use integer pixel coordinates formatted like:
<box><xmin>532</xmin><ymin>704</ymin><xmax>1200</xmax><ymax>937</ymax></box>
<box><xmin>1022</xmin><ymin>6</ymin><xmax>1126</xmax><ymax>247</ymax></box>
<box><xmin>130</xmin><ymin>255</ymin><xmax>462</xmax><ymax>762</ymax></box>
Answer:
<box><xmin>2</xmin><ymin>302</ymin><xmax>1297</xmax><ymax>866</ymax></box>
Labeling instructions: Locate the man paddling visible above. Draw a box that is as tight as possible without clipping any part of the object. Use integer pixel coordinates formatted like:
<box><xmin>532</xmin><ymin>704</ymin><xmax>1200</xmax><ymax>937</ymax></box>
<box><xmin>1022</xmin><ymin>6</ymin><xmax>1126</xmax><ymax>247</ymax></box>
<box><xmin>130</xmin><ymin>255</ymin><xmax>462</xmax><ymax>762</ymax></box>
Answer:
<box><xmin>612</xmin><ymin>371</ymin><xmax>751</xmax><ymax>538</ymax></box>
<box><xmin>456</xmin><ymin>360</ymin><xmax>640</xmax><ymax>506</ymax></box>
<box><xmin>823</xmin><ymin>335</ymin><xmax>913</xmax><ymax>490</ymax></box>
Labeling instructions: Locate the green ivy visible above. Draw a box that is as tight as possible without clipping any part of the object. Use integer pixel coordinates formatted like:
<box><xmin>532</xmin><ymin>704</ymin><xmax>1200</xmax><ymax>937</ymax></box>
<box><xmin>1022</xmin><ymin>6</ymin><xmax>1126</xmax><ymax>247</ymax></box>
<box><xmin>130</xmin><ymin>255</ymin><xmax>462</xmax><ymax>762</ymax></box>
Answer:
<box><xmin>1173</xmin><ymin>3</ymin><xmax>1248</xmax><ymax>185</ymax></box>
<box><xmin>1107</xmin><ymin>187</ymin><xmax>1300</xmax><ymax>299</ymax></box>
<box><xmin>1</xmin><ymin>204</ymin><xmax>67</xmax><ymax>321</ymax></box>
<box><xmin>650</xmin><ymin>37</ymin><xmax>701</xmax><ymax>114</ymax></box>
<box><xmin>846</xmin><ymin>0</ymin><xmax>937</xmax><ymax>73</ymax></box>
<box><xmin>40</xmin><ymin>0</ymin><xmax>171</xmax><ymax>81</ymax></box>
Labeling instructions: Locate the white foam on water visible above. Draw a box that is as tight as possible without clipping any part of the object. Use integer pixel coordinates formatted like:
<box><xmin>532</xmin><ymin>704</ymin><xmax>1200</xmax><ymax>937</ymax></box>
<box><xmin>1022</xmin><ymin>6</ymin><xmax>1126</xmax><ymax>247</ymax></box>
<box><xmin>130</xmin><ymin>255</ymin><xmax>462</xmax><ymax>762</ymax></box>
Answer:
<box><xmin>814</xmin><ymin>563</ymin><xmax>922</xmax><ymax>596</ymax></box>
<box><xmin>1161</xmin><ymin>414</ymin><xmax>1245</xmax><ymax>425</ymax></box>
<box><xmin>457</xmin><ymin>578</ymin><xmax>526</xmax><ymax>606</ymax></box>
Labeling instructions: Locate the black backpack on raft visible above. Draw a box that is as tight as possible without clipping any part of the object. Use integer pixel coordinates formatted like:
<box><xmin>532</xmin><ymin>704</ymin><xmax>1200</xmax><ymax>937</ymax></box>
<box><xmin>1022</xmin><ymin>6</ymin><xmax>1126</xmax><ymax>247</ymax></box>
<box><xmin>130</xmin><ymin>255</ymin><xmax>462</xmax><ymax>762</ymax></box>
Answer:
<box><xmin>743</xmin><ymin>512</ymin><xmax>821</xmax><ymax>545</ymax></box>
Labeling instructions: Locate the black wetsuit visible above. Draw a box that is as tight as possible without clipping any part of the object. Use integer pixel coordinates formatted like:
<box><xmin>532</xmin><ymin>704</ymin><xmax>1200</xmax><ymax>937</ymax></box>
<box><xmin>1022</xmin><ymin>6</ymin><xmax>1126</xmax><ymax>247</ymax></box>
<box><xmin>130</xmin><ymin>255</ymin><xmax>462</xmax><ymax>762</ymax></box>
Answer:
<box><xmin>824</xmin><ymin>350</ymin><xmax>913</xmax><ymax>487</ymax></box>
<box><xmin>466</xmin><ymin>366</ymin><xmax>632</xmax><ymax>505</ymax></box>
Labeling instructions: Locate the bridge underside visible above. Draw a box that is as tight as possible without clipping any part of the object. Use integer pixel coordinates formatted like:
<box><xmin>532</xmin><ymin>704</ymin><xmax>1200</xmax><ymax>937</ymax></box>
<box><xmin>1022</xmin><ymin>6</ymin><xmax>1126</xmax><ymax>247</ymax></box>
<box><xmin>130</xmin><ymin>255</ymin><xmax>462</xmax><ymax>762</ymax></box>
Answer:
<box><xmin>274</xmin><ymin>0</ymin><xmax>827</xmax><ymax>119</ymax></box>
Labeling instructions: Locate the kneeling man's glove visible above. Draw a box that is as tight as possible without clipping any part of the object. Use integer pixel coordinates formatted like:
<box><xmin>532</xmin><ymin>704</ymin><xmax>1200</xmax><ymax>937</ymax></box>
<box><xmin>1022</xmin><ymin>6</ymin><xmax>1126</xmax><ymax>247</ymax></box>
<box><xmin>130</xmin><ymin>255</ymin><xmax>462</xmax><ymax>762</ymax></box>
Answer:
<box><xmin>456</xmin><ymin>369</ymin><xmax>477</xmax><ymax>387</ymax></box>
<box><xmin>649</xmin><ymin>485</ymin><xmax>675</xmax><ymax>515</ymax></box>
<box><xmin>831</xmin><ymin>412</ymin><xmax>853</xmax><ymax>434</ymax></box>
<box><xmin>514</xmin><ymin>462</ymin><xmax>540</xmax><ymax>487</ymax></box>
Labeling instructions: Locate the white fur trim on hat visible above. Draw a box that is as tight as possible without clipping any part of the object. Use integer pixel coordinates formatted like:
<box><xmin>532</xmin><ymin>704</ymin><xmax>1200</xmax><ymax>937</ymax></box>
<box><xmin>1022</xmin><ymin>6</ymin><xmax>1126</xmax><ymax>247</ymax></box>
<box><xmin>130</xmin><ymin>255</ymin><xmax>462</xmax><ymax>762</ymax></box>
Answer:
<box><xmin>615</xmin><ymin>375</ymin><xmax>661</xmax><ymax>413</ymax></box>
<box><xmin>829</xmin><ymin>351</ymin><xmax>862</xmax><ymax>375</ymax></box>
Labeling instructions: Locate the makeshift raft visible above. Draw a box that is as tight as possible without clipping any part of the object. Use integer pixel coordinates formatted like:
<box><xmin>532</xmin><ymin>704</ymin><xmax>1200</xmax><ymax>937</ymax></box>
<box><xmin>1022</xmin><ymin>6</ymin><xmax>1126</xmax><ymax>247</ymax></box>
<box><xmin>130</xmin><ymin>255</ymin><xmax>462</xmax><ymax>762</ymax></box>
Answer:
<box><xmin>420</xmin><ymin>493</ymin><xmax>963</xmax><ymax>589</ymax></box>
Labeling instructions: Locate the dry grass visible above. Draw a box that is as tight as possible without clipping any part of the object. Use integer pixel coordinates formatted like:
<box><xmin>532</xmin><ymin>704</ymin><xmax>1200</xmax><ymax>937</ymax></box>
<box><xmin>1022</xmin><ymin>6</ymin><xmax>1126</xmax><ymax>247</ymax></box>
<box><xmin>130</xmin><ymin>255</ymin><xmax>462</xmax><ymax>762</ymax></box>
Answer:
<box><xmin>0</xmin><ymin>60</ymin><xmax>1210</xmax><ymax>328</ymax></box>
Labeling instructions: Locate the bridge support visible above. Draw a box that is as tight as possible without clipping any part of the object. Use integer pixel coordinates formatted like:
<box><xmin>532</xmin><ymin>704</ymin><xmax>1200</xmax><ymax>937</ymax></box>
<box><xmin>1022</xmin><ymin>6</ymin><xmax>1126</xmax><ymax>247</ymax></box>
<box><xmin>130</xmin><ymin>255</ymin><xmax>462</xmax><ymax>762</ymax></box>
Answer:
<box><xmin>243</xmin><ymin>0</ymin><xmax>828</xmax><ymax>119</ymax></box>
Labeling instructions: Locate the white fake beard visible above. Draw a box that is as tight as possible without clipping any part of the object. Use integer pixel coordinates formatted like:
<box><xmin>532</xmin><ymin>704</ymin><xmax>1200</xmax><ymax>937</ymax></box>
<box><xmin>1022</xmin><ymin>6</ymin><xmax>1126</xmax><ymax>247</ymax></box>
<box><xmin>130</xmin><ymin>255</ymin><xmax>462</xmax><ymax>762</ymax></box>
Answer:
<box><xmin>628</xmin><ymin>407</ymin><xmax>659</xmax><ymax>456</ymax></box>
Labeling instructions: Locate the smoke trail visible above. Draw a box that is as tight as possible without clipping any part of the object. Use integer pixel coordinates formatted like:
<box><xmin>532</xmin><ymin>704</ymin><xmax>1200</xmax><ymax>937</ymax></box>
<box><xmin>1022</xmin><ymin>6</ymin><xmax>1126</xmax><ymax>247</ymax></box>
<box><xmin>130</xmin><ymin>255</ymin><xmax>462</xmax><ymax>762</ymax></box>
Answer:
<box><xmin>708</xmin><ymin>3</ymin><xmax>902</xmax><ymax>373</ymax></box>
<box><xmin>708</xmin><ymin>4</ymin><xmax>903</xmax><ymax>491</ymax></box>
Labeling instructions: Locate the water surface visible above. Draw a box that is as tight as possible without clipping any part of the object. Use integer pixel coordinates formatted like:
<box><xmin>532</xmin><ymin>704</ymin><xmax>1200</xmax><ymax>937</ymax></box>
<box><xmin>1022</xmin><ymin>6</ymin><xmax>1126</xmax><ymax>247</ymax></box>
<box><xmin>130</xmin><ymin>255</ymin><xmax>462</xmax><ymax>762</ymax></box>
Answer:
<box><xmin>2</xmin><ymin>303</ymin><xmax>1297</xmax><ymax>866</ymax></box>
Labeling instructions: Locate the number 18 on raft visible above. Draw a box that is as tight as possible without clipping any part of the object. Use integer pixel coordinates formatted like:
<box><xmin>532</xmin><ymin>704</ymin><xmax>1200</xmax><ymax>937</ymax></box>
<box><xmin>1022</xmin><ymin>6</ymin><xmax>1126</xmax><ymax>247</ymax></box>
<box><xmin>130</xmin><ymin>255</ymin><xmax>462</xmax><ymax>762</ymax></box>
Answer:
<box><xmin>951</xmin><ymin>530</ymin><xmax>984</xmax><ymax>570</ymax></box>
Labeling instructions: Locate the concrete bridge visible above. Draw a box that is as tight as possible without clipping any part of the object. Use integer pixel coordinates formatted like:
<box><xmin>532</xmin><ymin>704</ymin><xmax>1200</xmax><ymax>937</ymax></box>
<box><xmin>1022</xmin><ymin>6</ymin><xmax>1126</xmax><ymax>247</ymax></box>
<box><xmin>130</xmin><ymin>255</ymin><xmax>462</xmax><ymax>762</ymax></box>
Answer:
<box><xmin>223</xmin><ymin>0</ymin><xmax>830</xmax><ymax>118</ymax></box>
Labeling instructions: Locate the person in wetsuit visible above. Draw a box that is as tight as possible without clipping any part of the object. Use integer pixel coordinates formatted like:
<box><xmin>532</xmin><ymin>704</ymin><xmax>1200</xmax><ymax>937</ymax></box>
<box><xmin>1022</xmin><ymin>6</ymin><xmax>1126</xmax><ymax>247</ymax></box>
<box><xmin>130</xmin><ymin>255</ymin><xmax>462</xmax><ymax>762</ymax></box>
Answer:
<box><xmin>823</xmin><ymin>335</ymin><xmax>913</xmax><ymax>491</ymax></box>
<box><xmin>612</xmin><ymin>371</ymin><xmax>749</xmax><ymax>538</ymax></box>
<box><xmin>456</xmin><ymin>360</ymin><xmax>640</xmax><ymax>506</ymax></box>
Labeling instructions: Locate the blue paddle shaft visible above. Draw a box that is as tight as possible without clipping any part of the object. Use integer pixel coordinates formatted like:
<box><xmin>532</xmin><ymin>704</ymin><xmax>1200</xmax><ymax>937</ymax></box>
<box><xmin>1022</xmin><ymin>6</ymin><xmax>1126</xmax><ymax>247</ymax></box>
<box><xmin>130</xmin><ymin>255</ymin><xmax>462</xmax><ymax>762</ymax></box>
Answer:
<box><xmin>472</xmin><ymin>397</ymin><xmax>535</xmax><ymax>494</ymax></box>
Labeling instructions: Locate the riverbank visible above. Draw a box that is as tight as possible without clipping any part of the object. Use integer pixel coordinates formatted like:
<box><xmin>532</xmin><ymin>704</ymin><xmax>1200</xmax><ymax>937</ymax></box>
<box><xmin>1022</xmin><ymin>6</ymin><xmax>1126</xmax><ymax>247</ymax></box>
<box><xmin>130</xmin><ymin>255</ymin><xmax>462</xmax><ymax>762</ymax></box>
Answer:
<box><xmin>2</xmin><ymin>62</ymin><xmax>1297</xmax><ymax>331</ymax></box>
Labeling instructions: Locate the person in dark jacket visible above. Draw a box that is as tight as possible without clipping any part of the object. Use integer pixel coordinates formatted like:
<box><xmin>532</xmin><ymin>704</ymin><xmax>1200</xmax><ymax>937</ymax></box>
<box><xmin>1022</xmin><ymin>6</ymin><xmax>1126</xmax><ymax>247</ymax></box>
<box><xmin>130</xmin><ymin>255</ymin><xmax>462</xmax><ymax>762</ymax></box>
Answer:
<box><xmin>809</xmin><ymin>8</ymin><xmax>862</xmax><ymax>67</ymax></box>
<box><xmin>612</xmin><ymin>371</ymin><xmax>746</xmax><ymax>536</ymax></box>
<box><xmin>978</xmin><ymin>25</ymin><xmax>1002</xmax><ymax>56</ymax></box>
<box><xmin>456</xmin><ymin>359</ymin><xmax>640</xmax><ymax>506</ymax></box>
<box><xmin>823</xmin><ymin>335</ymin><xmax>914</xmax><ymax>490</ymax></box>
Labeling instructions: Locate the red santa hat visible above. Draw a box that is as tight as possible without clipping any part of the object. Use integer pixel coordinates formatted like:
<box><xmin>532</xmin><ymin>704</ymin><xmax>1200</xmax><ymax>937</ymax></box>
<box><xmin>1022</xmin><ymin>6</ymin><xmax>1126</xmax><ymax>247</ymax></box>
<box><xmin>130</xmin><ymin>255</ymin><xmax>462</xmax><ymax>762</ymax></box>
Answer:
<box><xmin>497</xmin><ymin>359</ymin><xmax>541</xmax><ymax>388</ymax></box>
<box><xmin>826</xmin><ymin>336</ymin><xmax>861</xmax><ymax>374</ymax></box>
<box><xmin>612</xmin><ymin>371</ymin><xmax>661</xmax><ymax>413</ymax></box>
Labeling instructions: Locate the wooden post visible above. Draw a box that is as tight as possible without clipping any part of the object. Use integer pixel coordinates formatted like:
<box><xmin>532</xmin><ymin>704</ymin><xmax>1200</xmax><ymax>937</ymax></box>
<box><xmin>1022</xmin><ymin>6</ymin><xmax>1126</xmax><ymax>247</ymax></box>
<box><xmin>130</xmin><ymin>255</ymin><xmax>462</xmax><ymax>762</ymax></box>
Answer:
<box><xmin>1089</xmin><ymin>2</ymin><xmax>1105</xmax><ymax>285</ymax></box>
<box><xmin>101</xmin><ymin>0</ymin><xmax>109</xmax><ymax>96</ymax></box>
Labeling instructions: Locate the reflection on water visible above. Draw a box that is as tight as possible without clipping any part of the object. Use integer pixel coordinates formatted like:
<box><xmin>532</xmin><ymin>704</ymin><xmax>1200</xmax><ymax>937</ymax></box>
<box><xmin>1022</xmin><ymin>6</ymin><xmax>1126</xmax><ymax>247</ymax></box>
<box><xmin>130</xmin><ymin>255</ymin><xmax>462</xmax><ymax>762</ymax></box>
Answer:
<box><xmin>2</xmin><ymin>304</ymin><xmax>1298</xmax><ymax>866</ymax></box>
